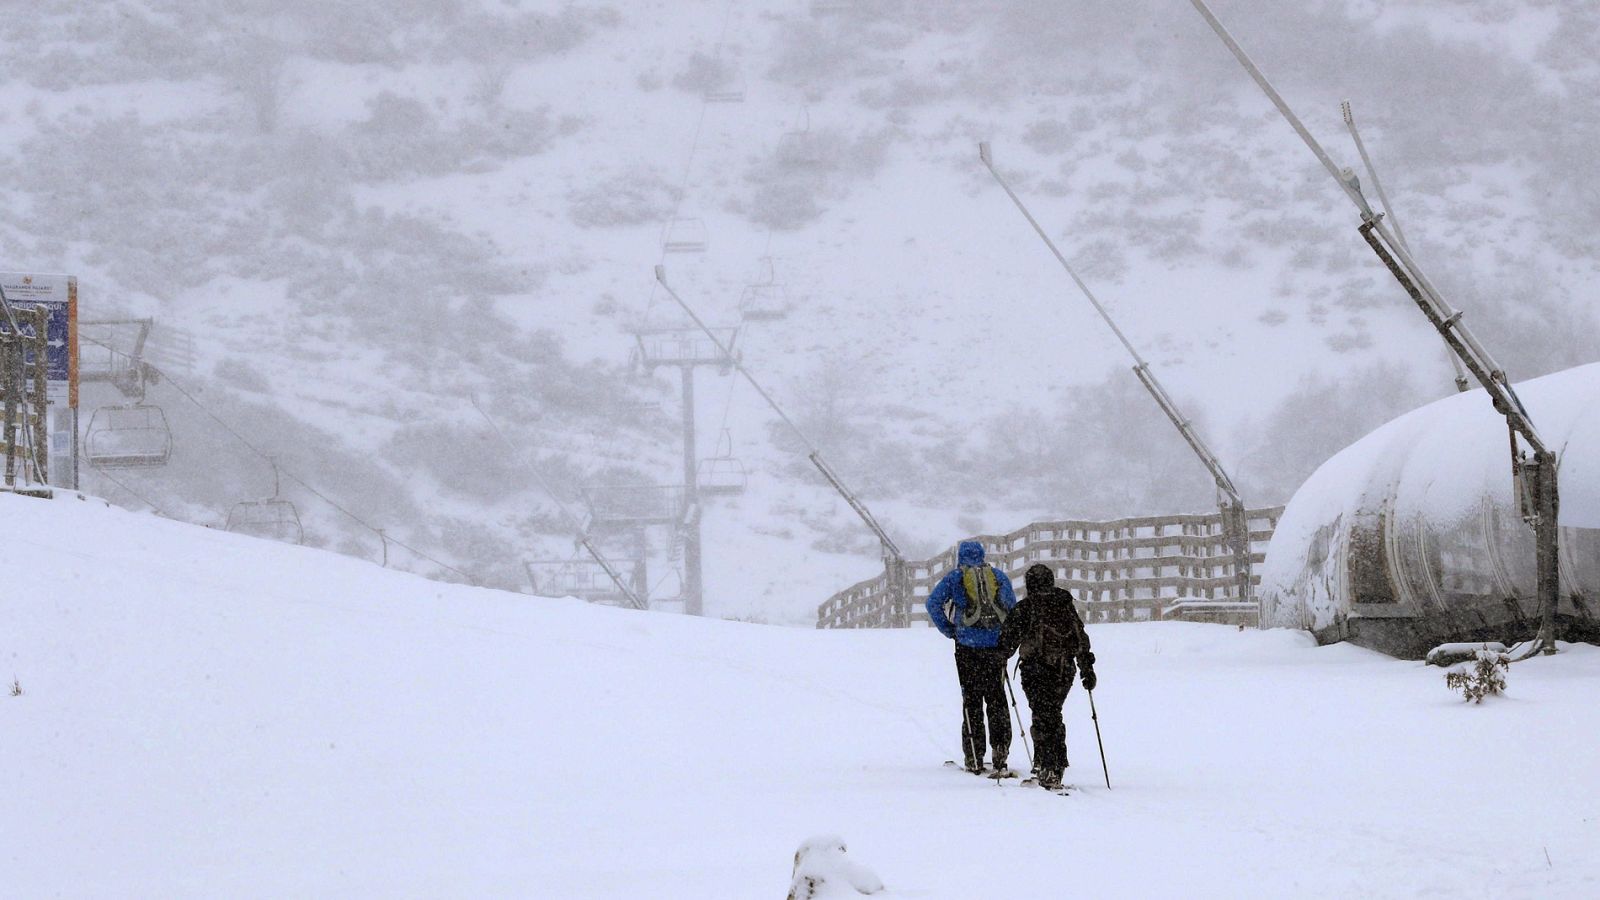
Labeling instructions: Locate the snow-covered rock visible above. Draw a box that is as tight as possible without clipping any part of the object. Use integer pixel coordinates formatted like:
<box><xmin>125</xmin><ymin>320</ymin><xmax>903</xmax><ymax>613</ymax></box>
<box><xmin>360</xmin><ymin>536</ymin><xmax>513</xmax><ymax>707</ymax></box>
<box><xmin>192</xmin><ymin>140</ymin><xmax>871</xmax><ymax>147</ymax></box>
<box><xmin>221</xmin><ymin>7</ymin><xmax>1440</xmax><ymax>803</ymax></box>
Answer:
<box><xmin>789</xmin><ymin>835</ymin><xmax>884</xmax><ymax>899</ymax></box>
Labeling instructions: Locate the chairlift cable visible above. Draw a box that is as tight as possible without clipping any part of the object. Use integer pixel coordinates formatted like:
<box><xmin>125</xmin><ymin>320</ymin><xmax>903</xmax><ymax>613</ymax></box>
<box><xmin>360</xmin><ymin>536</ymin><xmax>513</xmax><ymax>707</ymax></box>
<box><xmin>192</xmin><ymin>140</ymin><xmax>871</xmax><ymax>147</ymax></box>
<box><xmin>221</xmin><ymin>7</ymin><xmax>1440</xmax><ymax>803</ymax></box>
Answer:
<box><xmin>79</xmin><ymin>332</ymin><xmax>478</xmax><ymax>584</ymax></box>
<box><xmin>650</xmin><ymin>566</ymin><xmax>678</xmax><ymax>596</ymax></box>
<box><xmin>715</xmin><ymin>363</ymin><xmax>738</xmax><ymax>440</ymax></box>
<box><xmin>614</xmin><ymin>0</ymin><xmax>739</xmax><ymax>483</ymax></box>
<box><xmin>469</xmin><ymin>395</ymin><xmax>646</xmax><ymax>609</ymax></box>
<box><xmin>642</xmin><ymin>0</ymin><xmax>742</xmax><ymax>324</ymax></box>
<box><xmin>655</xmin><ymin>265</ymin><xmax>903</xmax><ymax>559</ymax></box>
<box><xmin>87</xmin><ymin>464</ymin><xmax>167</xmax><ymax>517</ymax></box>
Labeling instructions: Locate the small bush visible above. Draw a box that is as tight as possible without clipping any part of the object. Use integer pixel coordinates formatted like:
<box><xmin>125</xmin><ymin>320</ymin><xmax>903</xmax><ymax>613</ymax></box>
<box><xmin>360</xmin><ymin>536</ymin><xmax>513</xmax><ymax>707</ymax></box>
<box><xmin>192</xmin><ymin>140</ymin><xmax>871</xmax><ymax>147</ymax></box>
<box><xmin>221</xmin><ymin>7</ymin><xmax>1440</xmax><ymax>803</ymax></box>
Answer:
<box><xmin>1446</xmin><ymin>650</ymin><xmax>1509</xmax><ymax>703</ymax></box>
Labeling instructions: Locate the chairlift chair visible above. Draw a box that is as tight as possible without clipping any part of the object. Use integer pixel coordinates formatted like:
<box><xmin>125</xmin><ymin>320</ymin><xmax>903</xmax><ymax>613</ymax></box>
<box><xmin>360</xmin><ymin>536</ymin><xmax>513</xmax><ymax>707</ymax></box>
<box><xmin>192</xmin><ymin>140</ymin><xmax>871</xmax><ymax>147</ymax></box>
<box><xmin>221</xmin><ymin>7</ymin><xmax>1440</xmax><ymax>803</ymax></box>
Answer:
<box><xmin>226</xmin><ymin>461</ymin><xmax>304</xmax><ymax>544</ymax></box>
<box><xmin>738</xmin><ymin>258</ymin><xmax>792</xmax><ymax>322</ymax></box>
<box><xmin>739</xmin><ymin>284</ymin><xmax>791</xmax><ymax>322</ymax></box>
<box><xmin>83</xmin><ymin>404</ymin><xmax>173</xmax><ymax>468</ymax></box>
<box><xmin>661</xmin><ymin>217</ymin><xmax>709</xmax><ymax>253</ymax></box>
<box><xmin>703</xmin><ymin>74</ymin><xmax>746</xmax><ymax>103</ymax></box>
<box><xmin>79</xmin><ymin>318</ymin><xmax>156</xmax><ymax>398</ymax></box>
<box><xmin>774</xmin><ymin>105</ymin><xmax>825</xmax><ymax>166</ymax></box>
<box><xmin>776</xmin><ymin>130</ymin><xmax>826</xmax><ymax>168</ymax></box>
<box><xmin>698</xmin><ymin>456</ymin><xmax>748</xmax><ymax>496</ymax></box>
<box><xmin>702</xmin><ymin>43</ymin><xmax>745</xmax><ymax>103</ymax></box>
<box><xmin>697</xmin><ymin>430</ymin><xmax>748</xmax><ymax>496</ymax></box>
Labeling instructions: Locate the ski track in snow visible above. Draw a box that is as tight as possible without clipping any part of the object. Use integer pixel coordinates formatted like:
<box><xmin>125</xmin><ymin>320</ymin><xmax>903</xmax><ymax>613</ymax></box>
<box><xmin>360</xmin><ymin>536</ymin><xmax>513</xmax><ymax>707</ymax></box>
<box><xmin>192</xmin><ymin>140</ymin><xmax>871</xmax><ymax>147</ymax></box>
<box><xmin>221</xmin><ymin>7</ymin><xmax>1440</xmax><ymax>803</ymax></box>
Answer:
<box><xmin>7</xmin><ymin>494</ymin><xmax>1600</xmax><ymax>898</ymax></box>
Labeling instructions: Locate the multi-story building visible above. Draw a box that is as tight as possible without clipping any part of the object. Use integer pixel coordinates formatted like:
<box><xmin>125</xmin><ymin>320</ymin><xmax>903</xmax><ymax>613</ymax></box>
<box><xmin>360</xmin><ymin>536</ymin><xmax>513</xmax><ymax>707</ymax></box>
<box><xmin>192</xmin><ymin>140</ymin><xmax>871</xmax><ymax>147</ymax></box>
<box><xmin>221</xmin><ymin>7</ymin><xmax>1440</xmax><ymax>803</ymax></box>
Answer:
<box><xmin>817</xmin><ymin>507</ymin><xmax>1284</xmax><ymax>630</ymax></box>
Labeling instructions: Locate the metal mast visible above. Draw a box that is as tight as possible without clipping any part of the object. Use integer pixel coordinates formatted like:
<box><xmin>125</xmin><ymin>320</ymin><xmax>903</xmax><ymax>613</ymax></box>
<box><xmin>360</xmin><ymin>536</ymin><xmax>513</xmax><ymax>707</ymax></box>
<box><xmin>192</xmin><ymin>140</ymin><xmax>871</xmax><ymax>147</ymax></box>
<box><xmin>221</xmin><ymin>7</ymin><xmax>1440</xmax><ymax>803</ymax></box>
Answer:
<box><xmin>1187</xmin><ymin>0</ymin><xmax>1561</xmax><ymax>655</ymax></box>
<box><xmin>979</xmin><ymin>143</ymin><xmax>1257</xmax><ymax>608</ymax></box>
<box><xmin>1340</xmin><ymin>101</ymin><xmax>1470</xmax><ymax>394</ymax></box>
<box><xmin>654</xmin><ymin>266</ymin><xmax>912</xmax><ymax>626</ymax></box>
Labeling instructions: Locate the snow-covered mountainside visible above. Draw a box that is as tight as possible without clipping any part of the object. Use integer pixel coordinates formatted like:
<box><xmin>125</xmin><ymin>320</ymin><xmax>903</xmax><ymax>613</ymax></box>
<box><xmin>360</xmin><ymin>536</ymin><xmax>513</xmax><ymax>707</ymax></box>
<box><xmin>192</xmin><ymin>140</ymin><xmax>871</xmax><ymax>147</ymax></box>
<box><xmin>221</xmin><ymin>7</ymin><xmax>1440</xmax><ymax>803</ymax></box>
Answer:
<box><xmin>8</xmin><ymin>494</ymin><xmax>1600</xmax><ymax>896</ymax></box>
<box><xmin>2</xmin><ymin>1</ymin><xmax>1596</xmax><ymax>622</ymax></box>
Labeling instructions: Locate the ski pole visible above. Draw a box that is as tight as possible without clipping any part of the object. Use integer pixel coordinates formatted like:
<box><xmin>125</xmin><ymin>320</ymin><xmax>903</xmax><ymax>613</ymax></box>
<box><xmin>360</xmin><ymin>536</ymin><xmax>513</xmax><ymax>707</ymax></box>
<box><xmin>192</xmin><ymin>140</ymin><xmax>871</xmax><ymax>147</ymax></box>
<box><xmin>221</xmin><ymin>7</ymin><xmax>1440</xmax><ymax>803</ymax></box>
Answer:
<box><xmin>1004</xmin><ymin>662</ymin><xmax>1032</xmax><ymax>770</ymax></box>
<box><xmin>1088</xmin><ymin>689</ymin><xmax>1110</xmax><ymax>789</ymax></box>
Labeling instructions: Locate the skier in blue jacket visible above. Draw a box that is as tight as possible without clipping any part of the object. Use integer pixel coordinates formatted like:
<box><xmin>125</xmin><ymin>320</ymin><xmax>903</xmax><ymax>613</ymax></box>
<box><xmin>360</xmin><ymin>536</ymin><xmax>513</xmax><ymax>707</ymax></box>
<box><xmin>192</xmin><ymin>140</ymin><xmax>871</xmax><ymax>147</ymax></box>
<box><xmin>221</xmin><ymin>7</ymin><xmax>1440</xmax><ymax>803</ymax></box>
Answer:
<box><xmin>926</xmin><ymin>540</ymin><xmax>1019</xmax><ymax>774</ymax></box>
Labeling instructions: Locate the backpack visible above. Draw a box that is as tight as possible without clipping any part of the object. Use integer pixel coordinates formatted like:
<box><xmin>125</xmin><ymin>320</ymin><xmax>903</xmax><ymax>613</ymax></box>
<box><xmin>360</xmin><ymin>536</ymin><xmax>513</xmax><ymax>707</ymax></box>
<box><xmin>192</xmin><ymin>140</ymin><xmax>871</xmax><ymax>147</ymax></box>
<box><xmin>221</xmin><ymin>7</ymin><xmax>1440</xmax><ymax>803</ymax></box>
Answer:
<box><xmin>1022</xmin><ymin>593</ymin><xmax>1084</xmax><ymax>665</ymax></box>
<box><xmin>948</xmin><ymin>564</ymin><xmax>1006</xmax><ymax>631</ymax></box>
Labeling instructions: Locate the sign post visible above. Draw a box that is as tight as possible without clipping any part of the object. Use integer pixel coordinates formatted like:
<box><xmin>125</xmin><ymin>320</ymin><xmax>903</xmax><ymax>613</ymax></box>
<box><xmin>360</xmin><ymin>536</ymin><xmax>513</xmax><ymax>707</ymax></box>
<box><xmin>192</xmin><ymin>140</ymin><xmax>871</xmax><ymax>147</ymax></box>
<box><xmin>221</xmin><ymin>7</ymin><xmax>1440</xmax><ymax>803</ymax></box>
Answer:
<box><xmin>0</xmin><ymin>273</ymin><xmax>79</xmax><ymax>489</ymax></box>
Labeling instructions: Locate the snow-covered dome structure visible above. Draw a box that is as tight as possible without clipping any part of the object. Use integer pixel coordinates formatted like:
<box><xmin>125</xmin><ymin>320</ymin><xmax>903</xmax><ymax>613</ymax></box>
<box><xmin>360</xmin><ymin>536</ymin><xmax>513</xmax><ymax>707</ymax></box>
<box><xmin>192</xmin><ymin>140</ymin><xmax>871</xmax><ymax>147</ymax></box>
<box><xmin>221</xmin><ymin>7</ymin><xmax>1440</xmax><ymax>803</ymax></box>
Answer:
<box><xmin>1261</xmin><ymin>362</ymin><xmax>1600</xmax><ymax>657</ymax></box>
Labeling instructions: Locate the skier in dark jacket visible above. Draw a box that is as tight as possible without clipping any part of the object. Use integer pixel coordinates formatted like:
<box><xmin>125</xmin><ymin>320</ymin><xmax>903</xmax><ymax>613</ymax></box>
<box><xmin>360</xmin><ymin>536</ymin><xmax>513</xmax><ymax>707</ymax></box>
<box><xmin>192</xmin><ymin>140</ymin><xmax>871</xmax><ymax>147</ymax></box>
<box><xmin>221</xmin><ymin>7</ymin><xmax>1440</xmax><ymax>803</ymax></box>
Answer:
<box><xmin>997</xmin><ymin>563</ymin><xmax>1096</xmax><ymax>790</ymax></box>
<box><xmin>926</xmin><ymin>541</ymin><xmax>1019</xmax><ymax>774</ymax></box>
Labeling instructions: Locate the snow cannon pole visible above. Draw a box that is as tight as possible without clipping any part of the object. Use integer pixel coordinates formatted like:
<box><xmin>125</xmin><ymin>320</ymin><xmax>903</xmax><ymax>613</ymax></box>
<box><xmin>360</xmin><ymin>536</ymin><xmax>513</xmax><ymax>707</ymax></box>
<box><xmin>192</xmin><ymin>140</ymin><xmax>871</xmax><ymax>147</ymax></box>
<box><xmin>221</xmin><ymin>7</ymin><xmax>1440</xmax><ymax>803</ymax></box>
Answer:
<box><xmin>1185</xmin><ymin>0</ymin><xmax>1562</xmax><ymax>656</ymax></box>
<box><xmin>979</xmin><ymin>142</ymin><xmax>1255</xmax><ymax>606</ymax></box>
<box><xmin>1004</xmin><ymin>663</ymin><xmax>1033</xmax><ymax>770</ymax></box>
<box><xmin>469</xmin><ymin>396</ymin><xmax>646</xmax><ymax>610</ymax></box>
<box><xmin>1088</xmin><ymin>689</ymin><xmax>1110</xmax><ymax>789</ymax></box>
<box><xmin>1341</xmin><ymin>100</ymin><xmax>1471</xmax><ymax>394</ymax></box>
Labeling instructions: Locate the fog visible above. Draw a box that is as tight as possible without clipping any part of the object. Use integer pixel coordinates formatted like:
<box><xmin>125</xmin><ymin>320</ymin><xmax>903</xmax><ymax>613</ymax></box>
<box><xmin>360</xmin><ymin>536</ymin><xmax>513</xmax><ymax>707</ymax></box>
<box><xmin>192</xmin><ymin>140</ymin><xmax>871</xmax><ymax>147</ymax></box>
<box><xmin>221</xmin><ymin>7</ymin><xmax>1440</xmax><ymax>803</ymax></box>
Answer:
<box><xmin>6</xmin><ymin>0</ymin><xmax>1593</xmax><ymax>621</ymax></box>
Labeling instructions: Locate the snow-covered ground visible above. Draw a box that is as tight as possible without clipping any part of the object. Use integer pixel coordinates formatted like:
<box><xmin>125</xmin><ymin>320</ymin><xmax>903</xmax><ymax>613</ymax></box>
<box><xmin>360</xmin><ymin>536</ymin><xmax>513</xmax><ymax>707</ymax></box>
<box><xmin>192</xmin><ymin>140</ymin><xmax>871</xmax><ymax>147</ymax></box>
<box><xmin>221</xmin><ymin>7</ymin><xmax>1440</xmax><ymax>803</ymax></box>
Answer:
<box><xmin>8</xmin><ymin>493</ymin><xmax>1600</xmax><ymax>897</ymax></box>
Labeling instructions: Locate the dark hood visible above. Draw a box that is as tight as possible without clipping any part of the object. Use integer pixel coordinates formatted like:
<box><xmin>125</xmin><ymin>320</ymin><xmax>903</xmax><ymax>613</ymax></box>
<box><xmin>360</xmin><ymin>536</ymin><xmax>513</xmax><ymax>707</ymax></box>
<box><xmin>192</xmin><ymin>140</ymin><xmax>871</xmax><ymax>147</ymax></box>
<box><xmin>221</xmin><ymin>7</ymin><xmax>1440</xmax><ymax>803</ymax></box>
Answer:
<box><xmin>957</xmin><ymin>540</ymin><xmax>985</xmax><ymax>567</ymax></box>
<box><xmin>1025</xmin><ymin>563</ymin><xmax>1055</xmax><ymax>593</ymax></box>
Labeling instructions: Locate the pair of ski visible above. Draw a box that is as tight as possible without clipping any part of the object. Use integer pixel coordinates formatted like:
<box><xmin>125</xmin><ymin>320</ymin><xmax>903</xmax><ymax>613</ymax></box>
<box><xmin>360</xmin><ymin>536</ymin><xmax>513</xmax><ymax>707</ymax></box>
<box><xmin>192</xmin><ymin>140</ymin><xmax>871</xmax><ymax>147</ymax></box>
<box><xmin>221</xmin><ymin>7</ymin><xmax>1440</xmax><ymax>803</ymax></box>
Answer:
<box><xmin>943</xmin><ymin>760</ymin><xmax>1072</xmax><ymax>796</ymax></box>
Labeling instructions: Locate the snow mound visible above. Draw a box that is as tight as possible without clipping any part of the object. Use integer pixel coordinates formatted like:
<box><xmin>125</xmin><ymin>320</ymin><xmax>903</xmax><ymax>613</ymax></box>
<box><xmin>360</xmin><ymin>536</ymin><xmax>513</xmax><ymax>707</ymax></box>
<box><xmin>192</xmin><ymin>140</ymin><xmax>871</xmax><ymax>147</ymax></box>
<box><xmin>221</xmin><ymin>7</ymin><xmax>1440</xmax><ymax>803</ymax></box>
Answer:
<box><xmin>789</xmin><ymin>835</ymin><xmax>885</xmax><ymax>899</ymax></box>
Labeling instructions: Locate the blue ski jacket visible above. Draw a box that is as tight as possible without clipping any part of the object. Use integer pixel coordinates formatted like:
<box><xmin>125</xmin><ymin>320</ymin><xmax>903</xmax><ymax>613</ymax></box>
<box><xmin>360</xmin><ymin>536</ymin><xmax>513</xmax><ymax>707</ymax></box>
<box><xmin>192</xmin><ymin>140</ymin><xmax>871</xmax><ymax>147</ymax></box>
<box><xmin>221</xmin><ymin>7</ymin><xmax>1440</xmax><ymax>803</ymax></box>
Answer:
<box><xmin>926</xmin><ymin>541</ymin><xmax>1018</xmax><ymax>648</ymax></box>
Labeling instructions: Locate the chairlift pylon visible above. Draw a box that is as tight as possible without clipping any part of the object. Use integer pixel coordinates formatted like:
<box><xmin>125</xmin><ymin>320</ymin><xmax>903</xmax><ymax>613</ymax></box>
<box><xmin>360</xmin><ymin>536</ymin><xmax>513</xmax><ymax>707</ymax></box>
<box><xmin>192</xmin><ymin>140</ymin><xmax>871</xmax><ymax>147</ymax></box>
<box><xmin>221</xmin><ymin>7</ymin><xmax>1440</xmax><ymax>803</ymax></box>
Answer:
<box><xmin>83</xmin><ymin>403</ymin><xmax>173</xmax><ymax>468</ymax></box>
<box><xmin>662</xmin><ymin>217</ymin><xmax>709</xmax><ymax>254</ymax></box>
<box><xmin>226</xmin><ymin>459</ymin><xmax>304</xmax><ymax>544</ymax></box>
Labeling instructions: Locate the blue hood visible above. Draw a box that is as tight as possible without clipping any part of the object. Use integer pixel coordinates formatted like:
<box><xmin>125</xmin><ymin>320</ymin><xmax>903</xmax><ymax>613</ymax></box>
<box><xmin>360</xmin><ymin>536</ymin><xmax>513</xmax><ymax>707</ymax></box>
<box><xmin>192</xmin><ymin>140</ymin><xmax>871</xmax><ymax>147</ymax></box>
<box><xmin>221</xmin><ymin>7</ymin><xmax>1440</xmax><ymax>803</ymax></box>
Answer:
<box><xmin>957</xmin><ymin>541</ymin><xmax>985</xmax><ymax>567</ymax></box>
<box><xmin>926</xmin><ymin>541</ymin><xmax>1017</xmax><ymax>647</ymax></box>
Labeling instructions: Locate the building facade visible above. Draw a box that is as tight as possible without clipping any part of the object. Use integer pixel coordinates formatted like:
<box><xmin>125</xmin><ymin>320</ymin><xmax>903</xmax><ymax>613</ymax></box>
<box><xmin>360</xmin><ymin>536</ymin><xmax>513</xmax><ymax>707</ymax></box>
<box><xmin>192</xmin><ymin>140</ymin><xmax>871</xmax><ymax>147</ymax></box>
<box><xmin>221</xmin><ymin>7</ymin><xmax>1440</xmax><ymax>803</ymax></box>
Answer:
<box><xmin>817</xmin><ymin>507</ymin><xmax>1284</xmax><ymax>630</ymax></box>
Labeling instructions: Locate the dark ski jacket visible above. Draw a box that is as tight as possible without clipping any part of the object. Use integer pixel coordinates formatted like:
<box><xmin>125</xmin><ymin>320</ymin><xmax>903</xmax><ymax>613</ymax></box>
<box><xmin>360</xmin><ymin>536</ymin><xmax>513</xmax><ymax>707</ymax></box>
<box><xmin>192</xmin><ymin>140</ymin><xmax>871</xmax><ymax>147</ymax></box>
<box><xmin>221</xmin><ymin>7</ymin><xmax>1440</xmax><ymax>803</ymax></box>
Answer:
<box><xmin>998</xmin><ymin>564</ymin><xmax>1094</xmax><ymax>672</ymax></box>
<box><xmin>926</xmin><ymin>541</ymin><xmax>1018</xmax><ymax>649</ymax></box>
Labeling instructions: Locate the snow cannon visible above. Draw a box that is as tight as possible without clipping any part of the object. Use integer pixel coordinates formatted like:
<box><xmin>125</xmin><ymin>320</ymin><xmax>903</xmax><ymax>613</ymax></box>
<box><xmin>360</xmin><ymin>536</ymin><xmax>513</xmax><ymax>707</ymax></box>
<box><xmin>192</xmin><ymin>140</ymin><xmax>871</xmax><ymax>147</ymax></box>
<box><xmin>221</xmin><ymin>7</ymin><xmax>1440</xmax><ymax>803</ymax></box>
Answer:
<box><xmin>1259</xmin><ymin>363</ymin><xmax>1600</xmax><ymax>658</ymax></box>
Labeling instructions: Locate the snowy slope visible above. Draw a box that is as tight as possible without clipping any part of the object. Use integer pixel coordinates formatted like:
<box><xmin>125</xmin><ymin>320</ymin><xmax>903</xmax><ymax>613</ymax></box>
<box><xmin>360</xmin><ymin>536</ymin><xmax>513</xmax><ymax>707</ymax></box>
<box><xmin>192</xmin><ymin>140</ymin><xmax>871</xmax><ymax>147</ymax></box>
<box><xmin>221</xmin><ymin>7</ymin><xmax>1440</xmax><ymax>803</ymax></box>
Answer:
<box><xmin>7</xmin><ymin>494</ymin><xmax>1600</xmax><ymax>897</ymax></box>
